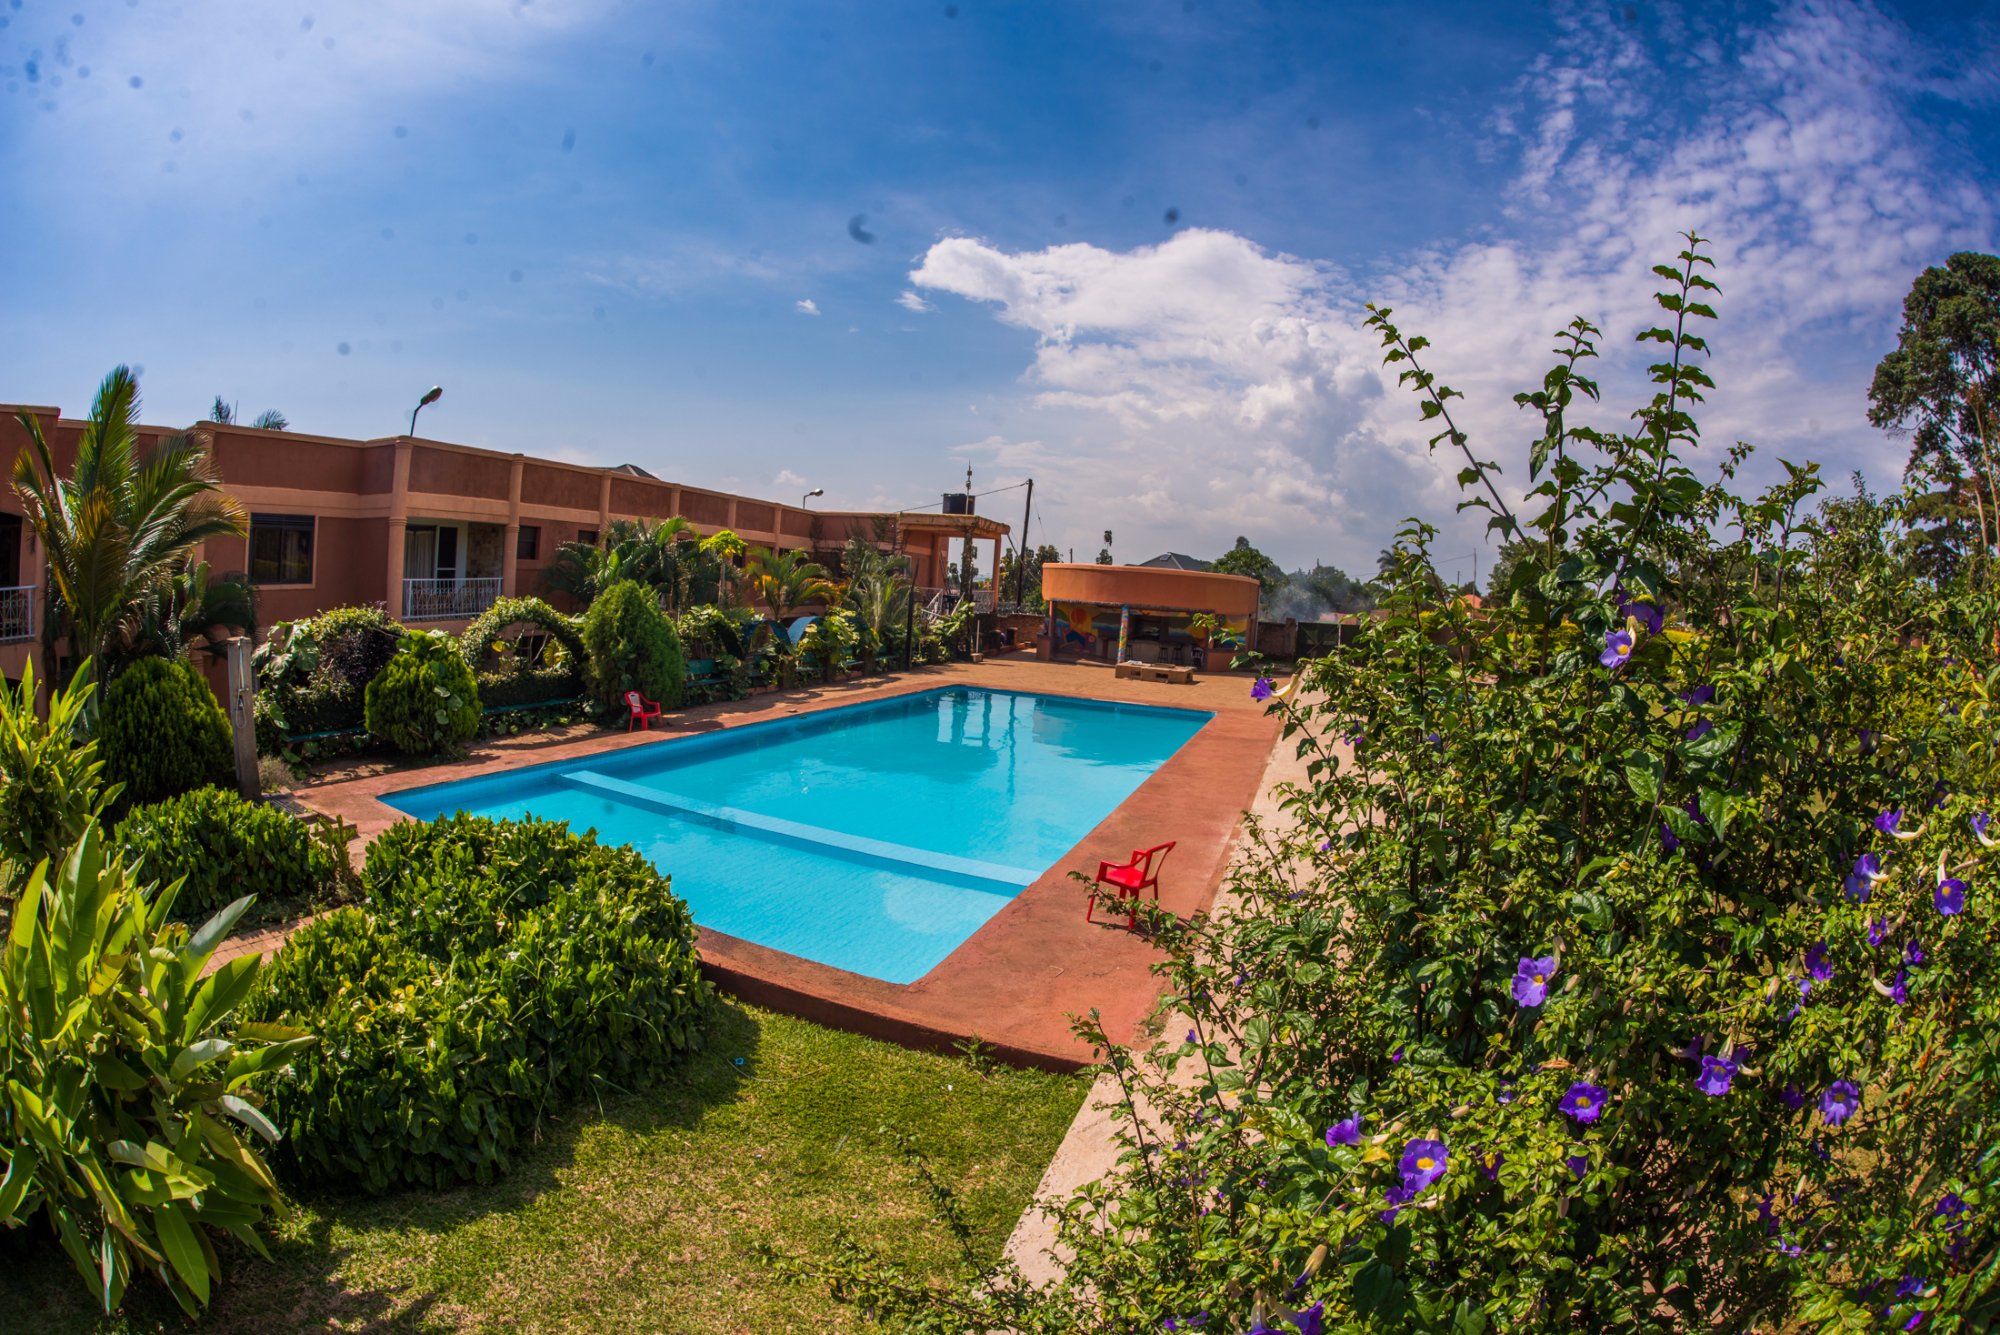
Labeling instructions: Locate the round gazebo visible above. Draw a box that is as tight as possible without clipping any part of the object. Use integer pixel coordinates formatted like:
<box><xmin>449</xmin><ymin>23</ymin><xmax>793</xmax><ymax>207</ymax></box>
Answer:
<box><xmin>1039</xmin><ymin>563</ymin><xmax>1261</xmax><ymax>667</ymax></box>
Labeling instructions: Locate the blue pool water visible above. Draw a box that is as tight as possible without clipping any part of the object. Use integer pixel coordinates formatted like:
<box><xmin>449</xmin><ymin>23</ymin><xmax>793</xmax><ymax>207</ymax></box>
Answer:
<box><xmin>384</xmin><ymin>687</ymin><xmax>1210</xmax><ymax>984</ymax></box>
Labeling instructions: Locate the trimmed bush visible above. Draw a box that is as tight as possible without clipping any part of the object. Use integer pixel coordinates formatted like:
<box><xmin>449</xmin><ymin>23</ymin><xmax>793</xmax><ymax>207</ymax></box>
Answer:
<box><xmin>459</xmin><ymin>596</ymin><xmax>587</xmax><ymax>675</ymax></box>
<box><xmin>0</xmin><ymin>826</ymin><xmax>310</xmax><ymax>1314</ymax></box>
<box><xmin>116</xmin><ymin>787</ymin><xmax>345</xmax><ymax>918</ymax></box>
<box><xmin>99</xmin><ymin>656</ymin><xmax>233</xmax><ymax>809</ymax></box>
<box><xmin>363</xmin><ymin>630</ymin><xmax>480</xmax><ymax>755</ymax></box>
<box><xmin>254</xmin><ymin>607</ymin><xmax>409</xmax><ymax>751</ymax></box>
<box><xmin>581</xmin><ymin>579</ymin><xmax>686</xmax><ymax>711</ymax></box>
<box><xmin>247</xmin><ymin>814</ymin><xmax>712</xmax><ymax>1192</ymax></box>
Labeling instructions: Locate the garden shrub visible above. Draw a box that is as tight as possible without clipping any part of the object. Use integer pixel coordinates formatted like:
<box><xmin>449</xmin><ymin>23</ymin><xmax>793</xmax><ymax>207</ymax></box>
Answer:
<box><xmin>247</xmin><ymin>813</ymin><xmax>713</xmax><ymax>1192</ymax></box>
<box><xmin>362</xmin><ymin>629</ymin><xmax>480</xmax><ymax>755</ymax></box>
<box><xmin>0</xmin><ymin>661</ymin><xmax>110</xmax><ymax>881</ymax></box>
<box><xmin>0</xmin><ymin>826</ymin><xmax>310</xmax><ymax>1314</ymax></box>
<box><xmin>99</xmin><ymin>656</ymin><xmax>233</xmax><ymax>809</ymax></box>
<box><xmin>796</xmin><ymin>609</ymin><xmax>861</xmax><ymax>683</ymax></box>
<box><xmin>799</xmin><ymin>239</ymin><xmax>2000</xmax><ymax>1332</ymax></box>
<box><xmin>116</xmin><ymin>787</ymin><xmax>346</xmax><ymax>918</ymax></box>
<box><xmin>254</xmin><ymin>606</ymin><xmax>408</xmax><ymax>750</ymax></box>
<box><xmin>459</xmin><ymin>596</ymin><xmax>586</xmax><ymax>674</ymax></box>
<box><xmin>580</xmin><ymin>578</ymin><xmax>686</xmax><ymax>711</ymax></box>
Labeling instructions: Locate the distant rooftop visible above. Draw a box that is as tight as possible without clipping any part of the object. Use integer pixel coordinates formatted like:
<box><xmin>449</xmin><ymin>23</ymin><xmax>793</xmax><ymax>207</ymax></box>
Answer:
<box><xmin>1137</xmin><ymin>552</ymin><xmax>1213</xmax><ymax>571</ymax></box>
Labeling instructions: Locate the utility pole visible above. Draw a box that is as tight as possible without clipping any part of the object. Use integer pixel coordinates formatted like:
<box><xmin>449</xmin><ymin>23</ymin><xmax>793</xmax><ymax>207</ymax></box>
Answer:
<box><xmin>1013</xmin><ymin>477</ymin><xmax>1034</xmax><ymax>607</ymax></box>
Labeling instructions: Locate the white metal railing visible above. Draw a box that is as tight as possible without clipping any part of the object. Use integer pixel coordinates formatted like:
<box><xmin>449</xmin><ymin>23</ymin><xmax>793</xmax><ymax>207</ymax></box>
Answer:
<box><xmin>0</xmin><ymin>585</ymin><xmax>32</xmax><ymax>642</ymax></box>
<box><xmin>402</xmin><ymin>577</ymin><xmax>501</xmax><ymax>622</ymax></box>
<box><xmin>917</xmin><ymin>587</ymin><xmax>995</xmax><ymax>616</ymax></box>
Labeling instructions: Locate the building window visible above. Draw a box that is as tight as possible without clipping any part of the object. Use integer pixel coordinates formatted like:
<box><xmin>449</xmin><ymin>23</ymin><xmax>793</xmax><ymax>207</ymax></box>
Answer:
<box><xmin>248</xmin><ymin>513</ymin><xmax>314</xmax><ymax>585</ymax></box>
<box><xmin>577</xmin><ymin>527</ymin><xmax>599</xmax><ymax>547</ymax></box>
<box><xmin>517</xmin><ymin>525</ymin><xmax>540</xmax><ymax>561</ymax></box>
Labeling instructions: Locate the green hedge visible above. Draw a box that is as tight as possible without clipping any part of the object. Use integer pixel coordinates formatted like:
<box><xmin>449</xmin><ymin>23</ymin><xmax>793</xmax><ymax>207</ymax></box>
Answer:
<box><xmin>475</xmin><ymin>664</ymin><xmax>583</xmax><ymax>711</ymax></box>
<box><xmin>116</xmin><ymin>787</ymin><xmax>345</xmax><ymax>918</ymax></box>
<box><xmin>363</xmin><ymin>630</ymin><xmax>480</xmax><ymax>755</ymax></box>
<box><xmin>248</xmin><ymin>814</ymin><xmax>712</xmax><ymax>1192</ymax></box>
<box><xmin>99</xmin><ymin>657</ymin><xmax>234</xmax><ymax>809</ymax></box>
<box><xmin>581</xmin><ymin>579</ymin><xmax>685</xmax><ymax>712</ymax></box>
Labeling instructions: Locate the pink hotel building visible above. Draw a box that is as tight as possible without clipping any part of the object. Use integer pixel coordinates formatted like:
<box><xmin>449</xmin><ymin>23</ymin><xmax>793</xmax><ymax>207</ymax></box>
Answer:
<box><xmin>0</xmin><ymin>406</ymin><xmax>1012</xmax><ymax>681</ymax></box>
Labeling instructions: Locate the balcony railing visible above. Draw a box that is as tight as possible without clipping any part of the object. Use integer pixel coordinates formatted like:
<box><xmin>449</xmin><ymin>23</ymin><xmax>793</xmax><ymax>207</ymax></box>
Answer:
<box><xmin>403</xmin><ymin>577</ymin><xmax>501</xmax><ymax>622</ymax></box>
<box><xmin>0</xmin><ymin>585</ymin><xmax>33</xmax><ymax>643</ymax></box>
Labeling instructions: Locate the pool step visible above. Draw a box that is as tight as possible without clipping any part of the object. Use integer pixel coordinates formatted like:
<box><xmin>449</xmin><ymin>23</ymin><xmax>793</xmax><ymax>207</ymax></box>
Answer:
<box><xmin>554</xmin><ymin>770</ymin><xmax>1037</xmax><ymax>893</ymax></box>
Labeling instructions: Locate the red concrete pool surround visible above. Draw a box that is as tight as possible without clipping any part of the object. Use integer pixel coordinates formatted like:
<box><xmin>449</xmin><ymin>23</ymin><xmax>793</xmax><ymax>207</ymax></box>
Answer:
<box><xmin>296</xmin><ymin>658</ymin><xmax>1281</xmax><ymax>1070</ymax></box>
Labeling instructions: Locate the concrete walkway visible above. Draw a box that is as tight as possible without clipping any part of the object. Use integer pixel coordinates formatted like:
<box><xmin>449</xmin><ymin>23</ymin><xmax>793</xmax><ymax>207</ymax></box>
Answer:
<box><xmin>1001</xmin><ymin>684</ymin><xmax>1330</xmax><ymax>1284</ymax></box>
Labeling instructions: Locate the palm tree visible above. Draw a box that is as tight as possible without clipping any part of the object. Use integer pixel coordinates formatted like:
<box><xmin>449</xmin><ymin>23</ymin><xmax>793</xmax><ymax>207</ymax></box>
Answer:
<box><xmin>702</xmin><ymin>529</ymin><xmax>747</xmax><ymax>608</ymax></box>
<box><xmin>13</xmin><ymin>366</ymin><xmax>248</xmax><ymax>682</ymax></box>
<box><xmin>745</xmin><ymin>547</ymin><xmax>837</xmax><ymax>622</ymax></box>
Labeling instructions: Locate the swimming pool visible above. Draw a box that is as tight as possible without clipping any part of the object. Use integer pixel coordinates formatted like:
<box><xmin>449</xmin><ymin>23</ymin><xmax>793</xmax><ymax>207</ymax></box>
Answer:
<box><xmin>384</xmin><ymin>687</ymin><xmax>1211</xmax><ymax>984</ymax></box>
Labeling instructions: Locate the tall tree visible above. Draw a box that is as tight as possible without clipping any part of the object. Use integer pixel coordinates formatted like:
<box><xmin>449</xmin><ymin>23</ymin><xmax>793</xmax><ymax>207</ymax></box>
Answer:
<box><xmin>1868</xmin><ymin>251</ymin><xmax>2000</xmax><ymax>575</ymax></box>
<box><xmin>1211</xmin><ymin>536</ymin><xmax>1285</xmax><ymax>593</ymax></box>
<box><xmin>13</xmin><ymin>367</ymin><xmax>247</xmax><ymax>682</ymax></box>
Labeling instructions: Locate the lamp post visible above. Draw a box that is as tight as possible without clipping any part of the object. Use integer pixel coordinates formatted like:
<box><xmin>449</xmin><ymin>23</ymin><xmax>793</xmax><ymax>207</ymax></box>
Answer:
<box><xmin>801</xmin><ymin>488</ymin><xmax>824</xmax><ymax>507</ymax></box>
<box><xmin>409</xmin><ymin>385</ymin><xmax>442</xmax><ymax>437</ymax></box>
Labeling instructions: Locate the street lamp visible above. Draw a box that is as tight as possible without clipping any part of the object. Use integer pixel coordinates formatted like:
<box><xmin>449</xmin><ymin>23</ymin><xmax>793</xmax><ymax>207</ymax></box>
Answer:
<box><xmin>801</xmin><ymin>488</ymin><xmax>824</xmax><ymax>506</ymax></box>
<box><xmin>409</xmin><ymin>385</ymin><xmax>443</xmax><ymax>437</ymax></box>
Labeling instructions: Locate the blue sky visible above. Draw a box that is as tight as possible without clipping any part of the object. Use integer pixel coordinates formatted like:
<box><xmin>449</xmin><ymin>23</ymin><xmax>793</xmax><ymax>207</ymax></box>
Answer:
<box><xmin>2</xmin><ymin>1</ymin><xmax>1995</xmax><ymax>575</ymax></box>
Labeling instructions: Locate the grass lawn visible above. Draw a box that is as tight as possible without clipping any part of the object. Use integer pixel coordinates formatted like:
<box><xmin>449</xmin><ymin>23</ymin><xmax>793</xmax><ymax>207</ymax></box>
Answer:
<box><xmin>2</xmin><ymin>1003</ymin><xmax>1088</xmax><ymax>1334</ymax></box>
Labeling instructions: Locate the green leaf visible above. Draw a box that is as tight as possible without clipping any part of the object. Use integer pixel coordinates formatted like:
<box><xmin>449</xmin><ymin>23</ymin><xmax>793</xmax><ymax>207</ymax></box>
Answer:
<box><xmin>151</xmin><ymin>1199</ymin><xmax>211</xmax><ymax>1306</ymax></box>
<box><xmin>1622</xmin><ymin>749</ymin><xmax>1663</xmax><ymax>804</ymax></box>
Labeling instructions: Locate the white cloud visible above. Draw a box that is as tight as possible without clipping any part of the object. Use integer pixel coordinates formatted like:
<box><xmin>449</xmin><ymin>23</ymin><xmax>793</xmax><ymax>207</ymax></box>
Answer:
<box><xmin>795</xmin><ymin>298</ymin><xmax>820</xmax><ymax>316</ymax></box>
<box><xmin>911</xmin><ymin>1</ymin><xmax>1997</xmax><ymax>572</ymax></box>
<box><xmin>774</xmin><ymin>468</ymin><xmax>808</xmax><ymax>487</ymax></box>
<box><xmin>897</xmin><ymin>290</ymin><xmax>935</xmax><ymax>313</ymax></box>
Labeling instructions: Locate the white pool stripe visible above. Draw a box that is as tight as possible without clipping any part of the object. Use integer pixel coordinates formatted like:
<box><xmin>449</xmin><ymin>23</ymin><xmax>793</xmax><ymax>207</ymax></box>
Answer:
<box><xmin>554</xmin><ymin>770</ymin><xmax>1037</xmax><ymax>891</ymax></box>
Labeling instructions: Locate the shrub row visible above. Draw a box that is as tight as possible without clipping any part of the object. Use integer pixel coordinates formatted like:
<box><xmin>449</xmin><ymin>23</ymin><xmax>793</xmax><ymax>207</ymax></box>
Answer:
<box><xmin>248</xmin><ymin>813</ymin><xmax>713</xmax><ymax>1193</ymax></box>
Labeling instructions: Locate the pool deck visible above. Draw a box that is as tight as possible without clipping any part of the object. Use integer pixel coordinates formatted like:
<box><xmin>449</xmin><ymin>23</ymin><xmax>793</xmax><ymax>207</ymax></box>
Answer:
<box><xmin>291</xmin><ymin>655</ymin><xmax>1283</xmax><ymax>1070</ymax></box>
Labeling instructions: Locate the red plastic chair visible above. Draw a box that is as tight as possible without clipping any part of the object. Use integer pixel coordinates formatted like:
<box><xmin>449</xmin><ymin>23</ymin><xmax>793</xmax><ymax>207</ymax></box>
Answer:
<box><xmin>1086</xmin><ymin>841</ymin><xmax>1176</xmax><ymax>928</ymax></box>
<box><xmin>625</xmin><ymin>690</ymin><xmax>662</xmax><ymax>732</ymax></box>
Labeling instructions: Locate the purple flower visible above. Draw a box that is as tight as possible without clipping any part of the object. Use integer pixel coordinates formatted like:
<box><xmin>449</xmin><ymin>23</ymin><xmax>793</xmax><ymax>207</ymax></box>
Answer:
<box><xmin>1845</xmin><ymin>852</ymin><xmax>1883</xmax><ymax>902</ymax></box>
<box><xmin>1399</xmin><ymin>1138</ymin><xmax>1449</xmax><ymax>1192</ymax></box>
<box><xmin>1684</xmin><ymin>718</ymin><xmax>1714</xmax><ymax>743</ymax></box>
<box><xmin>1897</xmin><ymin>1275</ymin><xmax>1927</xmax><ymax>1299</ymax></box>
<box><xmin>1876</xmin><ymin>808</ymin><xmax>1904</xmax><ymax>835</ymax></box>
<box><xmin>1696</xmin><ymin>1056</ymin><xmax>1737</xmax><ymax>1097</ymax></box>
<box><xmin>1478</xmin><ymin>1151</ymin><xmax>1504</xmax><ymax>1181</ymax></box>
<box><xmin>1805</xmin><ymin>941</ymin><xmax>1833</xmax><ymax>982</ymax></box>
<box><xmin>1425</xmin><ymin>731</ymin><xmax>1443</xmax><ymax>751</ymax></box>
<box><xmin>1390</xmin><ymin>1047</ymin><xmax>1403</xmax><ymax>1064</ymax></box>
<box><xmin>1496</xmin><ymin>1081</ymin><xmax>1516</xmax><ymax>1105</ymax></box>
<box><xmin>1248</xmin><ymin>1303</ymin><xmax>1324</xmax><ymax>1335</ymax></box>
<box><xmin>1565</xmin><ymin>1154</ymin><xmax>1589</xmax><ymax>1180</ymax></box>
<box><xmin>1936</xmin><ymin>878</ymin><xmax>1966</xmax><ymax>916</ymax></box>
<box><xmin>1325</xmin><ymin>1115</ymin><xmax>1362</xmax><ymax>1148</ymax></box>
<box><xmin>1778</xmin><ymin>1083</ymin><xmax>1807</xmax><ymax>1111</ymax></box>
<box><xmin>1756</xmin><ymin>1195</ymin><xmax>1776</xmax><ymax>1233</ymax></box>
<box><xmin>1905</xmin><ymin>1312</ymin><xmax>1928</xmax><ymax>1331</ymax></box>
<box><xmin>1904</xmin><ymin>938</ymin><xmax>1925</xmax><ymax>968</ymax></box>
<box><xmin>1936</xmin><ymin>1192</ymin><xmax>1966</xmax><ymax>1220</ymax></box>
<box><xmin>1869</xmin><ymin>916</ymin><xmax>1889</xmax><ymax>946</ymax></box>
<box><xmin>1317</xmin><ymin>838</ymin><xmax>1333</xmax><ymax>852</ymax></box>
<box><xmin>1821</xmin><ymin>1080</ymin><xmax>1861</xmax><ymax>1127</ymax></box>
<box><xmin>1859</xmin><ymin>727</ymin><xmax>1878</xmax><ymax>754</ymax></box>
<box><xmin>1891</xmin><ymin>969</ymin><xmax>1909</xmax><ymax>1006</ymax></box>
<box><xmin>1680</xmin><ymin>684</ymin><xmax>1715</xmax><ymax>706</ymax></box>
<box><xmin>1600</xmin><ymin>629</ymin><xmax>1634</xmax><ymax>670</ymax></box>
<box><xmin>1619</xmin><ymin>600</ymin><xmax>1663</xmax><ymax>636</ymax></box>
<box><xmin>1379</xmin><ymin>1183</ymin><xmax>1415</xmax><ymax>1225</ymax></box>
<box><xmin>1250</xmin><ymin>676</ymin><xmax>1275</xmax><ymax>702</ymax></box>
<box><xmin>1659</xmin><ymin>822</ymin><xmax>1681</xmax><ymax>853</ymax></box>
<box><xmin>1163</xmin><ymin>1316</ymin><xmax>1210</xmax><ymax>1332</ymax></box>
<box><xmin>1560</xmin><ymin>1082</ymin><xmax>1609</xmax><ymax>1124</ymax></box>
<box><xmin>1511</xmin><ymin>955</ymin><xmax>1557</xmax><ymax>1008</ymax></box>
<box><xmin>1972</xmin><ymin>812</ymin><xmax>1991</xmax><ymax>841</ymax></box>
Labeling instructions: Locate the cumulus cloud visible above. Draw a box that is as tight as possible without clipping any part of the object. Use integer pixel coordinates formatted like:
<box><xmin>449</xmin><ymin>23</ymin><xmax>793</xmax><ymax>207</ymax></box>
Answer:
<box><xmin>774</xmin><ymin>468</ymin><xmax>808</xmax><ymax>486</ymax></box>
<box><xmin>912</xmin><ymin>1</ymin><xmax>1997</xmax><ymax>572</ymax></box>
<box><xmin>896</xmin><ymin>290</ymin><xmax>935</xmax><ymax>313</ymax></box>
<box><xmin>795</xmin><ymin>298</ymin><xmax>820</xmax><ymax>315</ymax></box>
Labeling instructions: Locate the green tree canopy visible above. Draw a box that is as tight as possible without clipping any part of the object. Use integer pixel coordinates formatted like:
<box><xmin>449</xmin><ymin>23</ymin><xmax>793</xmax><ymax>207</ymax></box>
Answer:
<box><xmin>1211</xmin><ymin>536</ymin><xmax>1285</xmax><ymax>593</ymax></box>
